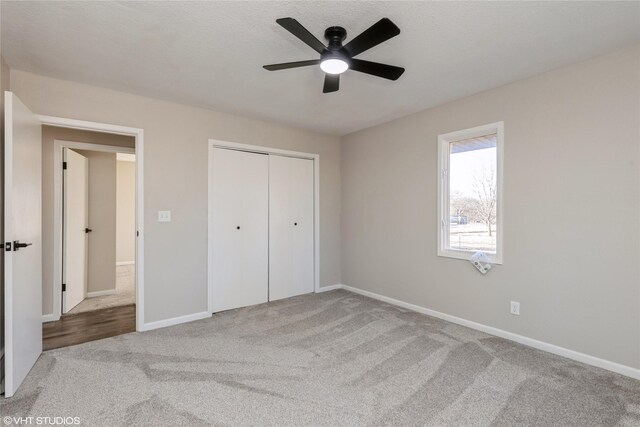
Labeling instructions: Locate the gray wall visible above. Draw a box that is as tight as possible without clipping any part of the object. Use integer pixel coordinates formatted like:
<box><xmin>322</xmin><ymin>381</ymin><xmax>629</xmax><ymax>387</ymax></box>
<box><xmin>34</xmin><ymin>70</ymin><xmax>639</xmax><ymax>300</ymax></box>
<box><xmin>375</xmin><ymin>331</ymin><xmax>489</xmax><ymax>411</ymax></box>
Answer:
<box><xmin>341</xmin><ymin>45</ymin><xmax>640</xmax><ymax>369</ymax></box>
<box><xmin>74</xmin><ymin>149</ymin><xmax>116</xmax><ymax>294</ymax></box>
<box><xmin>13</xmin><ymin>71</ymin><xmax>342</xmax><ymax>324</ymax></box>
<box><xmin>116</xmin><ymin>160</ymin><xmax>136</xmax><ymax>264</ymax></box>
<box><xmin>41</xmin><ymin>126</ymin><xmax>134</xmax><ymax>315</ymax></box>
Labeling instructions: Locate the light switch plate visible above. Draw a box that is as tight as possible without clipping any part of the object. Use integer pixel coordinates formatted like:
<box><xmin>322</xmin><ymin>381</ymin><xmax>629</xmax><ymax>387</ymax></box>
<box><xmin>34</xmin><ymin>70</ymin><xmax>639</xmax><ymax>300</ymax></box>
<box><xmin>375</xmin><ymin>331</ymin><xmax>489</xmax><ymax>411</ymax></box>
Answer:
<box><xmin>158</xmin><ymin>210</ymin><xmax>171</xmax><ymax>222</ymax></box>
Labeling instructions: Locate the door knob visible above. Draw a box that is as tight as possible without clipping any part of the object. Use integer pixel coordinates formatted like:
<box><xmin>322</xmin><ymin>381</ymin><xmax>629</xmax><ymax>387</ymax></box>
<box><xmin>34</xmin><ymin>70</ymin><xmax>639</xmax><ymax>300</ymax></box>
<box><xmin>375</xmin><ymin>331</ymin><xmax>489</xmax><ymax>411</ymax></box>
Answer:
<box><xmin>85</xmin><ymin>228</ymin><xmax>93</xmax><ymax>233</ymax></box>
<box><xmin>13</xmin><ymin>240</ymin><xmax>33</xmax><ymax>251</ymax></box>
<box><xmin>237</xmin><ymin>226</ymin><xmax>240</xmax><ymax>230</ymax></box>
<box><xmin>294</xmin><ymin>222</ymin><xmax>298</xmax><ymax>226</ymax></box>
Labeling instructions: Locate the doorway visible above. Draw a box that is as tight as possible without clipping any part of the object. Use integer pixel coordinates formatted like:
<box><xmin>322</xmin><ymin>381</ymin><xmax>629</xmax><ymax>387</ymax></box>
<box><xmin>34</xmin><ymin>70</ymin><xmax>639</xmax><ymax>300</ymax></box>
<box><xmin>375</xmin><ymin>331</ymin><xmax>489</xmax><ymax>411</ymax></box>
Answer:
<box><xmin>39</xmin><ymin>120</ymin><xmax>144</xmax><ymax>332</ymax></box>
<box><xmin>43</xmin><ymin>138</ymin><xmax>137</xmax><ymax>349</ymax></box>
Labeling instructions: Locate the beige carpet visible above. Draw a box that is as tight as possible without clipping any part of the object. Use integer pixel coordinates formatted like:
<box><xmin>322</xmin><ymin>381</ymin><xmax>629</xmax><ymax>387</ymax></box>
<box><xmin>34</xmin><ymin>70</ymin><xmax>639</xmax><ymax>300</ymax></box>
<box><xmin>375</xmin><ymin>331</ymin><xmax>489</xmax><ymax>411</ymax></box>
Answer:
<box><xmin>67</xmin><ymin>264</ymin><xmax>135</xmax><ymax>314</ymax></box>
<box><xmin>3</xmin><ymin>290</ymin><xmax>640</xmax><ymax>426</ymax></box>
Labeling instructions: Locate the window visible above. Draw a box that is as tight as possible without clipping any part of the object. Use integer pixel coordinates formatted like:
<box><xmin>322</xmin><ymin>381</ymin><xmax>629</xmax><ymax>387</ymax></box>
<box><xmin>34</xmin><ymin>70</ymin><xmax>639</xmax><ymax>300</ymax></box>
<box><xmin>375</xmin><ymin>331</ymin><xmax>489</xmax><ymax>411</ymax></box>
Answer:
<box><xmin>437</xmin><ymin>122</ymin><xmax>503</xmax><ymax>264</ymax></box>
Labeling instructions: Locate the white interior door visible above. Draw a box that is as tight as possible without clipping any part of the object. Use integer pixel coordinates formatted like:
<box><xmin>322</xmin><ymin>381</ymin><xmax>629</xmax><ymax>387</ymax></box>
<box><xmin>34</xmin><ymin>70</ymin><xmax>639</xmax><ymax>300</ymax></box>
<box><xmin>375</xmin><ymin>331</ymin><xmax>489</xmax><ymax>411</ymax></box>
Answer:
<box><xmin>211</xmin><ymin>148</ymin><xmax>268</xmax><ymax>312</ymax></box>
<box><xmin>4</xmin><ymin>91</ymin><xmax>42</xmax><ymax>398</ymax></box>
<box><xmin>269</xmin><ymin>155</ymin><xmax>314</xmax><ymax>301</ymax></box>
<box><xmin>62</xmin><ymin>148</ymin><xmax>88</xmax><ymax>313</ymax></box>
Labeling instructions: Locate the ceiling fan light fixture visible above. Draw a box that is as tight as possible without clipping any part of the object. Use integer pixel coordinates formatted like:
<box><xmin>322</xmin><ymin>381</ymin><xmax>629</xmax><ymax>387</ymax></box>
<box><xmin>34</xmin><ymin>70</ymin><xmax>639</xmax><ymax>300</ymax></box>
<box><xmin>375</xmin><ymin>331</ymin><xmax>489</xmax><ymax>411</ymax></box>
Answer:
<box><xmin>320</xmin><ymin>58</ymin><xmax>349</xmax><ymax>74</ymax></box>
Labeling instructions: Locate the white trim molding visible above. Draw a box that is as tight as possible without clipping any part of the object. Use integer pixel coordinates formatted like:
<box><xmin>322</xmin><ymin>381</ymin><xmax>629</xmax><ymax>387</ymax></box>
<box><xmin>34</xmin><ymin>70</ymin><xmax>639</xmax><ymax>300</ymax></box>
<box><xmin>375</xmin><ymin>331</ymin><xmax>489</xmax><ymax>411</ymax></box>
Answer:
<box><xmin>41</xmin><ymin>313</ymin><xmax>57</xmax><ymax>323</ymax></box>
<box><xmin>139</xmin><ymin>311</ymin><xmax>211</xmax><ymax>332</ymax></box>
<box><xmin>38</xmin><ymin>115</ymin><xmax>141</xmax><ymax>136</ymax></box>
<box><xmin>86</xmin><ymin>289</ymin><xmax>117</xmax><ymax>298</ymax></box>
<box><xmin>332</xmin><ymin>284</ymin><xmax>640</xmax><ymax>380</ymax></box>
<box><xmin>316</xmin><ymin>284</ymin><xmax>344</xmax><ymax>292</ymax></box>
<box><xmin>38</xmin><ymin>116</ymin><xmax>145</xmax><ymax>332</ymax></box>
<box><xmin>116</xmin><ymin>261</ymin><xmax>135</xmax><ymax>266</ymax></box>
<box><xmin>207</xmin><ymin>139</ymin><xmax>321</xmax><ymax>314</ymax></box>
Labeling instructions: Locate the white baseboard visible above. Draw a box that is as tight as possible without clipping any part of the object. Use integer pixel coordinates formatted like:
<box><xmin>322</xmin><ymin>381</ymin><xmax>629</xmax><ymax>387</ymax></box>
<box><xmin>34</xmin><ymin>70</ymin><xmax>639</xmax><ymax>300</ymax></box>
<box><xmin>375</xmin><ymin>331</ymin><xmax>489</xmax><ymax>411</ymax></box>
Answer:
<box><xmin>336</xmin><ymin>284</ymin><xmax>640</xmax><ymax>380</ymax></box>
<box><xmin>116</xmin><ymin>261</ymin><xmax>135</xmax><ymax>266</ymax></box>
<box><xmin>87</xmin><ymin>289</ymin><xmax>117</xmax><ymax>298</ymax></box>
<box><xmin>140</xmin><ymin>311</ymin><xmax>210</xmax><ymax>332</ymax></box>
<box><xmin>42</xmin><ymin>313</ymin><xmax>59</xmax><ymax>323</ymax></box>
<box><xmin>316</xmin><ymin>284</ymin><xmax>344</xmax><ymax>292</ymax></box>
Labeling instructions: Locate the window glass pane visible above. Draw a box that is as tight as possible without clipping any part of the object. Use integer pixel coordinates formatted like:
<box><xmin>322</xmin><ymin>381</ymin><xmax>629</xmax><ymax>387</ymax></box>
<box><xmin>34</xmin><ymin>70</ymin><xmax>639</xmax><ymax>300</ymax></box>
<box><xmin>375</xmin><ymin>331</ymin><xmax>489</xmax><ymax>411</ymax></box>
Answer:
<box><xmin>449</xmin><ymin>134</ymin><xmax>497</xmax><ymax>253</ymax></box>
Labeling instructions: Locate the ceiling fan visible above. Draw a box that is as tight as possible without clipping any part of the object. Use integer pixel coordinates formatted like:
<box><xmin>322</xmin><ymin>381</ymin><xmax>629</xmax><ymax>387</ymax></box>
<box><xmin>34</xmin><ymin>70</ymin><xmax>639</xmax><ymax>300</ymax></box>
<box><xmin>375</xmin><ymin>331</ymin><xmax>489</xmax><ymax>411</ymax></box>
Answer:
<box><xmin>263</xmin><ymin>17</ymin><xmax>405</xmax><ymax>93</ymax></box>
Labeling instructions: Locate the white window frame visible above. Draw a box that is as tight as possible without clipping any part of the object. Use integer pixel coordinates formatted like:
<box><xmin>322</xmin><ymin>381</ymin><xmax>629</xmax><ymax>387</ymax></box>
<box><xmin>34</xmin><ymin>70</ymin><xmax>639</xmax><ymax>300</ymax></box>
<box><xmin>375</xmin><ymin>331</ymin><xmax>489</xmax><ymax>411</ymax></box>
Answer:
<box><xmin>437</xmin><ymin>121</ymin><xmax>504</xmax><ymax>264</ymax></box>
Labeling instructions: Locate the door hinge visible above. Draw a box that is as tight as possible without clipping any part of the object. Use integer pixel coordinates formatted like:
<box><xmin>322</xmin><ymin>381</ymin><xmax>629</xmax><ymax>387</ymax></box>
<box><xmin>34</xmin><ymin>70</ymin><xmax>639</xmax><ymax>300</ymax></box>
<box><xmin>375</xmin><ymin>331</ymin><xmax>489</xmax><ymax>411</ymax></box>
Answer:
<box><xmin>441</xmin><ymin>168</ymin><xmax>448</xmax><ymax>179</ymax></box>
<box><xmin>62</xmin><ymin>283</ymin><xmax>66</xmax><ymax>292</ymax></box>
<box><xmin>63</xmin><ymin>161</ymin><xmax>67</xmax><ymax>170</ymax></box>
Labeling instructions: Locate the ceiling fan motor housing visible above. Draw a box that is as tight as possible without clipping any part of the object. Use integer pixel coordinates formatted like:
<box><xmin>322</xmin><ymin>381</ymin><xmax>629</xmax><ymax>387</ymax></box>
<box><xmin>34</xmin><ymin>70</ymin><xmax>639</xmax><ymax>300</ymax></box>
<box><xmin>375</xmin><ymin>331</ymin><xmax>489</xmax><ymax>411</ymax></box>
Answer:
<box><xmin>322</xmin><ymin>26</ymin><xmax>349</xmax><ymax>64</ymax></box>
<box><xmin>324</xmin><ymin>26</ymin><xmax>347</xmax><ymax>50</ymax></box>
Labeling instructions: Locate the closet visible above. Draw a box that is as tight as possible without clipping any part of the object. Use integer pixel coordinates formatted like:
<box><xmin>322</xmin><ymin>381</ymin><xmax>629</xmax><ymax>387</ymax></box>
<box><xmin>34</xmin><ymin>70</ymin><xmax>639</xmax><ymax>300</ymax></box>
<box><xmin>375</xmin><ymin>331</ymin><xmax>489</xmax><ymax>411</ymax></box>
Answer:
<box><xmin>210</xmin><ymin>146</ymin><xmax>315</xmax><ymax>312</ymax></box>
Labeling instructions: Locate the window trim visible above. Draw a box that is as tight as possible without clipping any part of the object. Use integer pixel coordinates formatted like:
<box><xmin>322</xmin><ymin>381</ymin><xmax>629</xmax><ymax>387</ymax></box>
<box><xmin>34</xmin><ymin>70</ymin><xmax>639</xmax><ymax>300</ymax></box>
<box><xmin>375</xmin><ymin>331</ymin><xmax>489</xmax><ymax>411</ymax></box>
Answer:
<box><xmin>437</xmin><ymin>121</ymin><xmax>504</xmax><ymax>264</ymax></box>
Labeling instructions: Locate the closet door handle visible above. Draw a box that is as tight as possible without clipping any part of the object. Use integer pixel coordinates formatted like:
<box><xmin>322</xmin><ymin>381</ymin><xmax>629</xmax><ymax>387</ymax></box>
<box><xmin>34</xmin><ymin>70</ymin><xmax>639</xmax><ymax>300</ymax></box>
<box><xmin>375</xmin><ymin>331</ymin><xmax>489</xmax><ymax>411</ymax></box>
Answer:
<box><xmin>294</xmin><ymin>222</ymin><xmax>298</xmax><ymax>226</ymax></box>
<box><xmin>85</xmin><ymin>228</ymin><xmax>93</xmax><ymax>233</ymax></box>
<box><xmin>236</xmin><ymin>226</ymin><xmax>241</xmax><ymax>230</ymax></box>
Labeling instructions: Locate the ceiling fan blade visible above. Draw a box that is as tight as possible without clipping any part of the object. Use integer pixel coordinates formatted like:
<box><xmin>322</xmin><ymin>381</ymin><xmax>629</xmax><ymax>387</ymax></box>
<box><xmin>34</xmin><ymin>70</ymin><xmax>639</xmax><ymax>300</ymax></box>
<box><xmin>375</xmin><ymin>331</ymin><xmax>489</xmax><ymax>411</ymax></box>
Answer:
<box><xmin>323</xmin><ymin>74</ymin><xmax>340</xmax><ymax>93</ymax></box>
<box><xmin>276</xmin><ymin>18</ymin><xmax>327</xmax><ymax>54</ymax></box>
<box><xmin>263</xmin><ymin>59</ymin><xmax>321</xmax><ymax>71</ymax></box>
<box><xmin>350</xmin><ymin>59</ymin><xmax>405</xmax><ymax>81</ymax></box>
<box><xmin>342</xmin><ymin>18</ymin><xmax>400</xmax><ymax>58</ymax></box>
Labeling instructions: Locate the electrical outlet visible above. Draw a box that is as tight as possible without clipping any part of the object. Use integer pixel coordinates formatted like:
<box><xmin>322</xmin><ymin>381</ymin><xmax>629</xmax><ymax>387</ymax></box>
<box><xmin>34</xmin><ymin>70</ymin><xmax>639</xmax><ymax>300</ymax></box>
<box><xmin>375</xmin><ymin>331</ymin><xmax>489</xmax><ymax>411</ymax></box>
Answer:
<box><xmin>510</xmin><ymin>301</ymin><xmax>520</xmax><ymax>316</ymax></box>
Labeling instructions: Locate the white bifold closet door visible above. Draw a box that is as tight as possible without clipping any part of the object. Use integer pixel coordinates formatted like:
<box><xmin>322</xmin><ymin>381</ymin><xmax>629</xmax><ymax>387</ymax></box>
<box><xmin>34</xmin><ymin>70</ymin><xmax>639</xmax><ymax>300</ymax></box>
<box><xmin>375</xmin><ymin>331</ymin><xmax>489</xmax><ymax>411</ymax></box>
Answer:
<box><xmin>269</xmin><ymin>155</ymin><xmax>314</xmax><ymax>301</ymax></box>
<box><xmin>211</xmin><ymin>148</ymin><xmax>269</xmax><ymax>312</ymax></box>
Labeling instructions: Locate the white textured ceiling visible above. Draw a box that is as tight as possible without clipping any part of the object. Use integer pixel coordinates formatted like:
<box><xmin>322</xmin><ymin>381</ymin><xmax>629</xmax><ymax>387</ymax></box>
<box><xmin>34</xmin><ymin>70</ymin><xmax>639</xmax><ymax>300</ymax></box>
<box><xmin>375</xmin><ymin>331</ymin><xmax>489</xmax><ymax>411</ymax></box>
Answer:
<box><xmin>2</xmin><ymin>1</ymin><xmax>639</xmax><ymax>135</ymax></box>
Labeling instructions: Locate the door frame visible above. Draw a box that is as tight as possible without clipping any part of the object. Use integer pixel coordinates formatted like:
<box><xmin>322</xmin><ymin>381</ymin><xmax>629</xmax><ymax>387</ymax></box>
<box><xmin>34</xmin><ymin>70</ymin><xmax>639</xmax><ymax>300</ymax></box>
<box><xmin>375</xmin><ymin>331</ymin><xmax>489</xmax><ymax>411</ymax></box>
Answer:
<box><xmin>207</xmin><ymin>139</ymin><xmax>320</xmax><ymax>314</ymax></box>
<box><xmin>54</xmin><ymin>140</ymin><xmax>135</xmax><ymax>317</ymax></box>
<box><xmin>39</xmin><ymin>115</ymin><xmax>145</xmax><ymax>332</ymax></box>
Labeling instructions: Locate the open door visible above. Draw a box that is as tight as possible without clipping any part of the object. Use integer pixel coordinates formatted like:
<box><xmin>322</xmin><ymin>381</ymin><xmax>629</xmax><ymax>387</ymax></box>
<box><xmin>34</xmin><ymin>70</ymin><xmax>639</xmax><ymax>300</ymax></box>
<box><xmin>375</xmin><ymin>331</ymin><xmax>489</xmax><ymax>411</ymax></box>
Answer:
<box><xmin>4</xmin><ymin>91</ymin><xmax>42</xmax><ymax>398</ymax></box>
<box><xmin>62</xmin><ymin>148</ymin><xmax>88</xmax><ymax>313</ymax></box>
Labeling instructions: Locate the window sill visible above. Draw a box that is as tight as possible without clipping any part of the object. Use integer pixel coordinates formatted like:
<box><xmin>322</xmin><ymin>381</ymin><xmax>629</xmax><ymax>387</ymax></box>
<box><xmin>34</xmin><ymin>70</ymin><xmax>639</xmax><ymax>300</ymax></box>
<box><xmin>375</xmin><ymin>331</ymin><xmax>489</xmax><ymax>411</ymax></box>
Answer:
<box><xmin>437</xmin><ymin>249</ymin><xmax>503</xmax><ymax>265</ymax></box>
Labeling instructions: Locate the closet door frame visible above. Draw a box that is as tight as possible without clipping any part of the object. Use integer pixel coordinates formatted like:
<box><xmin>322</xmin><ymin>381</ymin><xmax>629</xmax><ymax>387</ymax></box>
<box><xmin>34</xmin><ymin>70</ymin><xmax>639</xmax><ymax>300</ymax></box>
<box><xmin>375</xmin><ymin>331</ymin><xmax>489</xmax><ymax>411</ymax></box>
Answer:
<box><xmin>207</xmin><ymin>139</ymin><xmax>320</xmax><ymax>314</ymax></box>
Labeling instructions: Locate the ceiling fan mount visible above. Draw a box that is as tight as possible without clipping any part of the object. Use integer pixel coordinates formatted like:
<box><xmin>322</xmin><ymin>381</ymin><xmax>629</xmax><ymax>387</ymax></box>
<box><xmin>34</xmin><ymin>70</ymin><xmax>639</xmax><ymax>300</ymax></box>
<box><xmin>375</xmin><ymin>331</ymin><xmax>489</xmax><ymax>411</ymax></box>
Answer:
<box><xmin>324</xmin><ymin>26</ymin><xmax>347</xmax><ymax>48</ymax></box>
<box><xmin>263</xmin><ymin>18</ymin><xmax>405</xmax><ymax>93</ymax></box>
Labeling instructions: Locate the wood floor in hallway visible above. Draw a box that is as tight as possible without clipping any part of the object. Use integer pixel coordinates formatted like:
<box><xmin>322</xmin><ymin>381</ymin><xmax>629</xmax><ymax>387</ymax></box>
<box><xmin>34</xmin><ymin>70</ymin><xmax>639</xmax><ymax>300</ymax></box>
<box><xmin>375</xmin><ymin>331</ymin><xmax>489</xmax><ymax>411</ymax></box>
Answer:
<box><xmin>43</xmin><ymin>304</ymin><xmax>136</xmax><ymax>350</ymax></box>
